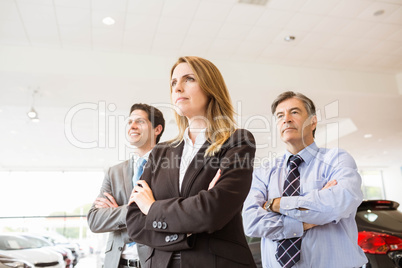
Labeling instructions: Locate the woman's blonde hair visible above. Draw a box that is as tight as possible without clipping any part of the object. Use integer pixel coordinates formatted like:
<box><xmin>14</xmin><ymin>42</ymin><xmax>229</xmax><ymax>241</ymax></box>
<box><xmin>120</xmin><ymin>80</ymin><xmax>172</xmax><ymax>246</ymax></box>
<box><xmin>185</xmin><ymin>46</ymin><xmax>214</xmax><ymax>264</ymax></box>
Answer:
<box><xmin>169</xmin><ymin>56</ymin><xmax>236</xmax><ymax>156</ymax></box>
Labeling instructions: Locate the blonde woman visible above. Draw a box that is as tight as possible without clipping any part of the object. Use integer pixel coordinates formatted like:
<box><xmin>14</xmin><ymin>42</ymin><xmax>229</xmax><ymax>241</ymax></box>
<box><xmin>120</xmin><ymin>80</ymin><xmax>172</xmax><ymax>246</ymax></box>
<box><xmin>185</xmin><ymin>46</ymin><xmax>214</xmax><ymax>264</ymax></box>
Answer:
<box><xmin>127</xmin><ymin>56</ymin><xmax>257</xmax><ymax>268</ymax></box>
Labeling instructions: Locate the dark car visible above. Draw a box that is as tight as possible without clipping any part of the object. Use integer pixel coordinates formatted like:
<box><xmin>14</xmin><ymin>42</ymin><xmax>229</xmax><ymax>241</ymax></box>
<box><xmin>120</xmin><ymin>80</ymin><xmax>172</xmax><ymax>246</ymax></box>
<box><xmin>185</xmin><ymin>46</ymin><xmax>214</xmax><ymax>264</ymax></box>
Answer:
<box><xmin>356</xmin><ymin>200</ymin><xmax>402</xmax><ymax>268</ymax></box>
<box><xmin>247</xmin><ymin>200</ymin><xmax>402</xmax><ymax>268</ymax></box>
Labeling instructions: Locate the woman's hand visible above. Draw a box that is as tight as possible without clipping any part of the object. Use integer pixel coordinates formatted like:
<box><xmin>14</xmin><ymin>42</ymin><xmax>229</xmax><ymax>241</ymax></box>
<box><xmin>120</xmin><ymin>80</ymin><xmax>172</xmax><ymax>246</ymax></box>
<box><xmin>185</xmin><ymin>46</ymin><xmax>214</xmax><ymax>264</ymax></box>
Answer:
<box><xmin>128</xmin><ymin>180</ymin><xmax>155</xmax><ymax>215</ymax></box>
<box><xmin>208</xmin><ymin>169</ymin><xmax>221</xmax><ymax>190</ymax></box>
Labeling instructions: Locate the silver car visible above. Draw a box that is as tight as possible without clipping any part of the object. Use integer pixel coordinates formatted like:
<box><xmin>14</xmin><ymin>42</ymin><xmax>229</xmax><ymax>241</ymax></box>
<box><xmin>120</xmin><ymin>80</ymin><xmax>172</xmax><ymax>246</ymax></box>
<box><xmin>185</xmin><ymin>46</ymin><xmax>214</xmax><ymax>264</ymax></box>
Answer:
<box><xmin>0</xmin><ymin>234</ymin><xmax>64</xmax><ymax>268</ymax></box>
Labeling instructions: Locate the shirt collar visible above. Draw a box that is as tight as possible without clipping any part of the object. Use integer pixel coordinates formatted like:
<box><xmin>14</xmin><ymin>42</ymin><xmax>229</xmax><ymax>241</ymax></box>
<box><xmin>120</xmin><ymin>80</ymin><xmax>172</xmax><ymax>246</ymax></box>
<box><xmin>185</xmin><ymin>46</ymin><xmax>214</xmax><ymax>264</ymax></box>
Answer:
<box><xmin>132</xmin><ymin>149</ymin><xmax>152</xmax><ymax>166</ymax></box>
<box><xmin>285</xmin><ymin>142</ymin><xmax>318</xmax><ymax>166</ymax></box>
<box><xmin>183</xmin><ymin>127</ymin><xmax>207</xmax><ymax>147</ymax></box>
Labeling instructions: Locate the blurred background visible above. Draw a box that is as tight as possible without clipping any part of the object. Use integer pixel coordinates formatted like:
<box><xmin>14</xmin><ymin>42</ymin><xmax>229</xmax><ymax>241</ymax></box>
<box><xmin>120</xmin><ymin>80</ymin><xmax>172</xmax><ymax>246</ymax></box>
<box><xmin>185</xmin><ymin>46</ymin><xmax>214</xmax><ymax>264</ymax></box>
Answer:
<box><xmin>1</xmin><ymin>0</ymin><xmax>402</xmax><ymax>266</ymax></box>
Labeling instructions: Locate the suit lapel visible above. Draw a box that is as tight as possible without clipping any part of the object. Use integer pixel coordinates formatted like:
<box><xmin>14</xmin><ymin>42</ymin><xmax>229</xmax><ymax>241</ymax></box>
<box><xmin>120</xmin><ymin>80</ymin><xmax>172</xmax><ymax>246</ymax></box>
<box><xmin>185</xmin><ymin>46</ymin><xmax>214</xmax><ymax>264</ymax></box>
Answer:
<box><xmin>123</xmin><ymin>158</ymin><xmax>133</xmax><ymax>202</ymax></box>
<box><xmin>167</xmin><ymin>142</ymin><xmax>184</xmax><ymax>197</ymax></box>
<box><xmin>180</xmin><ymin>140</ymin><xmax>212</xmax><ymax>197</ymax></box>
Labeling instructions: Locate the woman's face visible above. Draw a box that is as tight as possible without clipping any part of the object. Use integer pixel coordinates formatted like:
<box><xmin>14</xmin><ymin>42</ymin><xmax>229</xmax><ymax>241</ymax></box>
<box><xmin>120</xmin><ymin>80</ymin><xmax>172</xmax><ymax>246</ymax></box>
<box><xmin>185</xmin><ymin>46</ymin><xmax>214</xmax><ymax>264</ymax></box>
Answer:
<box><xmin>171</xmin><ymin>62</ymin><xmax>209</xmax><ymax>119</ymax></box>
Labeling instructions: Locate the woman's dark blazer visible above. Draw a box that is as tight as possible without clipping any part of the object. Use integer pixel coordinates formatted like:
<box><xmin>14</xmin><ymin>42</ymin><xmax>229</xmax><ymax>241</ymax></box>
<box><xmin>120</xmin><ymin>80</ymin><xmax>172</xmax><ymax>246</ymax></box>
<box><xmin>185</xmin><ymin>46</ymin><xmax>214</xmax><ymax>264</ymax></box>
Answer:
<box><xmin>126</xmin><ymin>129</ymin><xmax>257</xmax><ymax>268</ymax></box>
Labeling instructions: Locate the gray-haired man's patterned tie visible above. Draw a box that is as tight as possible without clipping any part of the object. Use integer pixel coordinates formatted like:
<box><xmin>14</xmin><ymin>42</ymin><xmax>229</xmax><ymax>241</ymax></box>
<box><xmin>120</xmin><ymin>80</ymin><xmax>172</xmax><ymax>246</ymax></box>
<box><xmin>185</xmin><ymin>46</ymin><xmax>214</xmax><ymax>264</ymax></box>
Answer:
<box><xmin>275</xmin><ymin>154</ymin><xmax>303</xmax><ymax>268</ymax></box>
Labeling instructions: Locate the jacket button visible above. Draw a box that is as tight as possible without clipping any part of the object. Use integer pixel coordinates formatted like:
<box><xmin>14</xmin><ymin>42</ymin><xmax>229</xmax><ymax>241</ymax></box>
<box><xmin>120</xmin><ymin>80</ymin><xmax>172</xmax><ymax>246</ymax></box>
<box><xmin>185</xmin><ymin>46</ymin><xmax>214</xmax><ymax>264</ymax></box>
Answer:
<box><xmin>157</xmin><ymin>221</ymin><xmax>162</xmax><ymax>229</ymax></box>
<box><xmin>165</xmin><ymin>235</ymin><xmax>170</xmax><ymax>242</ymax></box>
<box><xmin>118</xmin><ymin>247</ymin><xmax>123</xmax><ymax>251</ymax></box>
<box><xmin>162</xmin><ymin>222</ymin><xmax>167</xmax><ymax>229</ymax></box>
<box><xmin>173</xmin><ymin>234</ymin><xmax>178</xmax><ymax>240</ymax></box>
<box><xmin>152</xmin><ymin>221</ymin><xmax>157</xmax><ymax>228</ymax></box>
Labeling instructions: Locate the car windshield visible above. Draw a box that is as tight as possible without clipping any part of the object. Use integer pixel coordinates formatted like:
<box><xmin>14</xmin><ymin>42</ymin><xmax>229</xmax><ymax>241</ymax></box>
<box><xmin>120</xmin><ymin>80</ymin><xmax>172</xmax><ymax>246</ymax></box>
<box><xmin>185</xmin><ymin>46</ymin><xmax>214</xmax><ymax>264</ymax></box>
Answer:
<box><xmin>22</xmin><ymin>236</ymin><xmax>52</xmax><ymax>248</ymax></box>
<box><xmin>42</xmin><ymin>235</ymin><xmax>68</xmax><ymax>244</ymax></box>
<box><xmin>0</xmin><ymin>235</ymin><xmax>37</xmax><ymax>250</ymax></box>
<box><xmin>356</xmin><ymin>209</ymin><xmax>402</xmax><ymax>233</ymax></box>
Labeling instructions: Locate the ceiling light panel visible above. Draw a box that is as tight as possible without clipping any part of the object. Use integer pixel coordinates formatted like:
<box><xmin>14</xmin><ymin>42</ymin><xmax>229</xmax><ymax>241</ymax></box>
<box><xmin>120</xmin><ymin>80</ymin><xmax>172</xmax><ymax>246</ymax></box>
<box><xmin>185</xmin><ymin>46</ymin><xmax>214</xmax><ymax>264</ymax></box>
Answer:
<box><xmin>311</xmin><ymin>17</ymin><xmax>352</xmax><ymax>34</ymax></box>
<box><xmin>285</xmin><ymin>13</ymin><xmax>324</xmax><ymax>32</ymax></box>
<box><xmin>194</xmin><ymin>2</ymin><xmax>232</xmax><ymax>22</ymax></box>
<box><xmin>187</xmin><ymin>20</ymin><xmax>222</xmax><ymax>38</ymax></box>
<box><xmin>56</xmin><ymin>7</ymin><xmax>91</xmax><ymax>26</ymax></box>
<box><xmin>125</xmin><ymin>15</ymin><xmax>159</xmax><ymax>33</ymax></box>
<box><xmin>126</xmin><ymin>0</ymin><xmax>164</xmax><ymax>16</ymax></box>
<box><xmin>328</xmin><ymin>0</ymin><xmax>372</xmax><ymax>18</ymax></box>
<box><xmin>59</xmin><ymin>26</ymin><xmax>91</xmax><ymax>49</ymax></box>
<box><xmin>226</xmin><ymin>4</ymin><xmax>265</xmax><ymax>25</ymax></box>
<box><xmin>357</xmin><ymin>2</ymin><xmax>400</xmax><ymax>21</ymax></box>
<box><xmin>256</xmin><ymin>9</ymin><xmax>294</xmax><ymax>28</ymax></box>
<box><xmin>152</xmin><ymin>33</ymin><xmax>185</xmax><ymax>50</ymax></box>
<box><xmin>0</xmin><ymin>1</ymin><xmax>20</xmax><ymax>20</ymax></box>
<box><xmin>209</xmin><ymin>38</ymin><xmax>238</xmax><ymax>57</ymax></box>
<box><xmin>244</xmin><ymin>27</ymin><xmax>282</xmax><ymax>43</ymax></box>
<box><xmin>298</xmin><ymin>32</ymin><xmax>331</xmax><ymax>48</ymax></box>
<box><xmin>262</xmin><ymin>0</ymin><xmax>304</xmax><ymax>10</ymax></box>
<box><xmin>92</xmin><ymin>0</ymin><xmax>126</xmax><ymax>12</ymax></box>
<box><xmin>235</xmin><ymin>40</ymin><xmax>269</xmax><ymax>57</ymax></box>
<box><xmin>17</xmin><ymin>0</ymin><xmax>53</xmax><ymax>6</ymax></box>
<box><xmin>54</xmin><ymin>0</ymin><xmax>91</xmax><ymax>9</ymax></box>
<box><xmin>180</xmin><ymin>36</ymin><xmax>212</xmax><ymax>56</ymax></box>
<box><xmin>216</xmin><ymin>23</ymin><xmax>252</xmax><ymax>40</ymax></box>
<box><xmin>363</xmin><ymin>24</ymin><xmax>401</xmax><ymax>39</ymax></box>
<box><xmin>157</xmin><ymin>17</ymin><xmax>192</xmax><ymax>35</ymax></box>
<box><xmin>0</xmin><ymin>21</ymin><xmax>29</xmax><ymax>45</ymax></box>
<box><xmin>123</xmin><ymin>30</ymin><xmax>154</xmax><ymax>49</ymax></box>
<box><xmin>238</xmin><ymin>0</ymin><xmax>269</xmax><ymax>6</ymax></box>
<box><xmin>18</xmin><ymin>3</ymin><xmax>56</xmax><ymax>23</ymax></box>
<box><xmin>386</xmin><ymin>29</ymin><xmax>402</xmax><ymax>42</ymax></box>
<box><xmin>385</xmin><ymin>6</ymin><xmax>402</xmax><ymax>24</ymax></box>
<box><xmin>300</xmin><ymin>0</ymin><xmax>339</xmax><ymax>15</ymax></box>
<box><xmin>161</xmin><ymin>0</ymin><xmax>199</xmax><ymax>19</ymax></box>
<box><xmin>338</xmin><ymin>20</ymin><xmax>376</xmax><ymax>37</ymax></box>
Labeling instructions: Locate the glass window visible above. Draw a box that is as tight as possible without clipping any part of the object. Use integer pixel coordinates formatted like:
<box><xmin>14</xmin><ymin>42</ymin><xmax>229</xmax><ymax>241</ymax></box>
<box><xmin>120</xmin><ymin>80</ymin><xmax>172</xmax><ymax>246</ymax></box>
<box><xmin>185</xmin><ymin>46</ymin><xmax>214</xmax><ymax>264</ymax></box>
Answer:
<box><xmin>0</xmin><ymin>171</ymin><xmax>103</xmax><ymax>217</ymax></box>
<box><xmin>360</xmin><ymin>169</ymin><xmax>385</xmax><ymax>200</ymax></box>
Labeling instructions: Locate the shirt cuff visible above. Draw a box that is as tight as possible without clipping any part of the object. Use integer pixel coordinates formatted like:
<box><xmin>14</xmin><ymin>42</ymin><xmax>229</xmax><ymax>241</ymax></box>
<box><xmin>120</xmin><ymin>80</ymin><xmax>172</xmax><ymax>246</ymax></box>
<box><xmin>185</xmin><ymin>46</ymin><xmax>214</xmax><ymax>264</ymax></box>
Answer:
<box><xmin>280</xmin><ymin>196</ymin><xmax>315</xmax><ymax>222</ymax></box>
<box><xmin>282</xmin><ymin>216</ymin><xmax>303</xmax><ymax>239</ymax></box>
<box><xmin>280</xmin><ymin>196</ymin><xmax>300</xmax><ymax>211</ymax></box>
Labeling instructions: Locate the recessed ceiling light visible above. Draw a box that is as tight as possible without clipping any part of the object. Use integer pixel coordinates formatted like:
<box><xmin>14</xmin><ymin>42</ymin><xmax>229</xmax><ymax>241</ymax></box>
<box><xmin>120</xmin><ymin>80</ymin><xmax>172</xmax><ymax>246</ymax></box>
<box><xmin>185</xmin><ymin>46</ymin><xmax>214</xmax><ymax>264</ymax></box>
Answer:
<box><xmin>364</xmin><ymin>134</ymin><xmax>373</xmax><ymax>138</ymax></box>
<box><xmin>102</xmin><ymin>17</ymin><xmax>115</xmax><ymax>26</ymax></box>
<box><xmin>373</xmin><ymin>9</ymin><xmax>385</xmax><ymax>16</ymax></box>
<box><xmin>108</xmin><ymin>103</ymin><xmax>116</xmax><ymax>112</ymax></box>
<box><xmin>284</xmin><ymin>35</ymin><xmax>295</xmax><ymax>42</ymax></box>
<box><xmin>27</xmin><ymin>108</ymin><xmax>37</xmax><ymax>119</ymax></box>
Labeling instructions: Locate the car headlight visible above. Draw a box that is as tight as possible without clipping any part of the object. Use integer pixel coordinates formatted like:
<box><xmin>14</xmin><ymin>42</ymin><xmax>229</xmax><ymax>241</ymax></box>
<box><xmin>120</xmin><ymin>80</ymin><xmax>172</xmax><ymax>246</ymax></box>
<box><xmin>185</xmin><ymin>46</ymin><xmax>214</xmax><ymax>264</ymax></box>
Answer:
<box><xmin>0</xmin><ymin>259</ymin><xmax>34</xmax><ymax>268</ymax></box>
